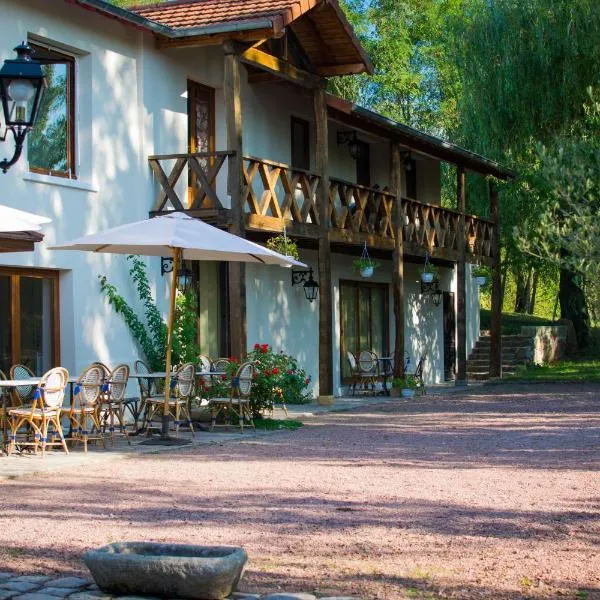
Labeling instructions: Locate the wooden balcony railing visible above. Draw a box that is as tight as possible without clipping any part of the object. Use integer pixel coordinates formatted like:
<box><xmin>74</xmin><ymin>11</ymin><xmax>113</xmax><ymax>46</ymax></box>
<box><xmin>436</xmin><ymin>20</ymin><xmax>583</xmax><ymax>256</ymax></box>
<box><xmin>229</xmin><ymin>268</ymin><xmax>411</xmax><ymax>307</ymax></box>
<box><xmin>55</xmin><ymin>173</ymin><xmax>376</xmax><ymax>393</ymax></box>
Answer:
<box><xmin>148</xmin><ymin>151</ymin><xmax>233</xmax><ymax>212</ymax></box>
<box><xmin>329</xmin><ymin>178</ymin><xmax>396</xmax><ymax>239</ymax></box>
<box><xmin>242</xmin><ymin>155</ymin><xmax>321</xmax><ymax>233</ymax></box>
<box><xmin>148</xmin><ymin>151</ymin><xmax>495</xmax><ymax>262</ymax></box>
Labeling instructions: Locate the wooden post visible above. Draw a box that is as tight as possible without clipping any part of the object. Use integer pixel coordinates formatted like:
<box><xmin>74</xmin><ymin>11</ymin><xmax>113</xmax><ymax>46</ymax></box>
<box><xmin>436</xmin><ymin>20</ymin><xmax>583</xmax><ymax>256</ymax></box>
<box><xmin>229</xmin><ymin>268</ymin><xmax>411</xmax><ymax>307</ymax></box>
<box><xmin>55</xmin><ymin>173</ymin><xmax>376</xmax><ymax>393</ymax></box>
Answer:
<box><xmin>391</xmin><ymin>143</ymin><xmax>404</xmax><ymax>377</ymax></box>
<box><xmin>489</xmin><ymin>182</ymin><xmax>502</xmax><ymax>378</ymax></box>
<box><xmin>456</xmin><ymin>166</ymin><xmax>467</xmax><ymax>385</ymax></box>
<box><xmin>314</xmin><ymin>84</ymin><xmax>333</xmax><ymax>403</ymax></box>
<box><xmin>224</xmin><ymin>42</ymin><xmax>247</xmax><ymax>360</ymax></box>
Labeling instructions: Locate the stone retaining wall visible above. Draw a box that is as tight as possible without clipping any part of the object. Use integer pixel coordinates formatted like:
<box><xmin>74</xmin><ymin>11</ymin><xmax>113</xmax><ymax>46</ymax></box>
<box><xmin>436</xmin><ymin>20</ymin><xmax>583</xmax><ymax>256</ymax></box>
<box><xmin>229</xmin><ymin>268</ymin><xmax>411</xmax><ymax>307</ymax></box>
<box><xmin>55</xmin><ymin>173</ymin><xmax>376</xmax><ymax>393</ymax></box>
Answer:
<box><xmin>520</xmin><ymin>325</ymin><xmax>567</xmax><ymax>364</ymax></box>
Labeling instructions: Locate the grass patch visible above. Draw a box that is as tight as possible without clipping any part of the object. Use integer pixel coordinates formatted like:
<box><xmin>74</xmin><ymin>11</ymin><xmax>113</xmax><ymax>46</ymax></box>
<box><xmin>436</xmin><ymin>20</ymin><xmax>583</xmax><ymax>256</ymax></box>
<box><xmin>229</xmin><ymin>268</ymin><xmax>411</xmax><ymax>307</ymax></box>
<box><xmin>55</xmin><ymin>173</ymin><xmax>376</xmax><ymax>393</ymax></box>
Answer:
<box><xmin>508</xmin><ymin>360</ymin><xmax>600</xmax><ymax>382</ymax></box>
<box><xmin>253</xmin><ymin>417</ymin><xmax>303</xmax><ymax>431</ymax></box>
<box><xmin>480</xmin><ymin>309</ymin><xmax>555</xmax><ymax>334</ymax></box>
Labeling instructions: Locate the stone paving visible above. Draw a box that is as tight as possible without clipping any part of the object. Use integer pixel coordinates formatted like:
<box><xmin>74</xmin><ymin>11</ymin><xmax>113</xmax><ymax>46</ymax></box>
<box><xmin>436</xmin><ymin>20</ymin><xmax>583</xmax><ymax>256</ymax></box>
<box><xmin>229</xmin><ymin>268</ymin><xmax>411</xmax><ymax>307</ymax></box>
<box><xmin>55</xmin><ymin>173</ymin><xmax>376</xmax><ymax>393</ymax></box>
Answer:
<box><xmin>0</xmin><ymin>572</ymin><xmax>356</xmax><ymax>600</ymax></box>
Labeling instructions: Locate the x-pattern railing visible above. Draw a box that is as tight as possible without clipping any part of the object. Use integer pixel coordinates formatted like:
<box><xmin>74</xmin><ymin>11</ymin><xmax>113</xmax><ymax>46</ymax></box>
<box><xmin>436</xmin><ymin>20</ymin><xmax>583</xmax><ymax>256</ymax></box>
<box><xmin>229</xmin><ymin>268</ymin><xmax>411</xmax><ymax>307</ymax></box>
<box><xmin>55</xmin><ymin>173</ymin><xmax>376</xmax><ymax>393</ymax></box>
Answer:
<box><xmin>329</xmin><ymin>178</ymin><xmax>395</xmax><ymax>239</ymax></box>
<box><xmin>242</xmin><ymin>156</ymin><xmax>320</xmax><ymax>226</ymax></box>
<box><xmin>148</xmin><ymin>151</ymin><xmax>233</xmax><ymax>212</ymax></box>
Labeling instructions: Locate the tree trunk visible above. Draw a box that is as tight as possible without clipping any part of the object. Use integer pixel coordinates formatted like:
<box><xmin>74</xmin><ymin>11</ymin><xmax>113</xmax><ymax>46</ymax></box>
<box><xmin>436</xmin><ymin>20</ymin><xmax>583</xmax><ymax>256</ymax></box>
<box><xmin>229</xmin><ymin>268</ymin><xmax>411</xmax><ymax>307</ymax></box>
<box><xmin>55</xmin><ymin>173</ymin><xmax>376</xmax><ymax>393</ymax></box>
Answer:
<box><xmin>500</xmin><ymin>262</ymin><xmax>508</xmax><ymax>310</ymax></box>
<box><xmin>529</xmin><ymin>270</ymin><xmax>539</xmax><ymax>315</ymax></box>
<box><xmin>559</xmin><ymin>266</ymin><xmax>590</xmax><ymax>349</ymax></box>
<box><xmin>523</xmin><ymin>268</ymin><xmax>533</xmax><ymax>314</ymax></box>
<box><xmin>514</xmin><ymin>270</ymin><xmax>527</xmax><ymax>313</ymax></box>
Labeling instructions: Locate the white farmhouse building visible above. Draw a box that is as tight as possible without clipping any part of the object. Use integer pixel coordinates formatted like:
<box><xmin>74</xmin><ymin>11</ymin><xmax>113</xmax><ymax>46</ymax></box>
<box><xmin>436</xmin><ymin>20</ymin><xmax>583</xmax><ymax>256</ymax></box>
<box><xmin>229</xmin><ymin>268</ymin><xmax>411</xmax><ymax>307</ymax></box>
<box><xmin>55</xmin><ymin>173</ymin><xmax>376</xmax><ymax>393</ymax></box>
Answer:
<box><xmin>0</xmin><ymin>0</ymin><xmax>511</xmax><ymax>400</ymax></box>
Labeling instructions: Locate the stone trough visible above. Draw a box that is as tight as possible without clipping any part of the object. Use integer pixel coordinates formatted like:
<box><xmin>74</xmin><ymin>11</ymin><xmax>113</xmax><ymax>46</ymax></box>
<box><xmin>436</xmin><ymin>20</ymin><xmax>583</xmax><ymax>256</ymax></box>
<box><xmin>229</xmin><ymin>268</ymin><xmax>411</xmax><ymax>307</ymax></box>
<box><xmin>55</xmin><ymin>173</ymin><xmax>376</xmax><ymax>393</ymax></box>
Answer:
<box><xmin>84</xmin><ymin>542</ymin><xmax>247</xmax><ymax>600</ymax></box>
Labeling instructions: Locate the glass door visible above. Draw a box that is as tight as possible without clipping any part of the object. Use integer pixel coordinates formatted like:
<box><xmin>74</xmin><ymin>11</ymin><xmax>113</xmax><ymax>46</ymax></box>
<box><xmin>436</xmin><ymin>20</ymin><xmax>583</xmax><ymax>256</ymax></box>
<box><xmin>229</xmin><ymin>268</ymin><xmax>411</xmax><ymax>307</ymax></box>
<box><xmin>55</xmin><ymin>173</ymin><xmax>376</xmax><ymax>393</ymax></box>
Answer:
<box><xmin>340</xmin><ymin>280</ymin><xmax>389</xmax><ymax>380</ymax></box>
<box><xmin>0</xmin><ymin>269</ymin><xmax>59</xmax><ymax>375</ymax></box>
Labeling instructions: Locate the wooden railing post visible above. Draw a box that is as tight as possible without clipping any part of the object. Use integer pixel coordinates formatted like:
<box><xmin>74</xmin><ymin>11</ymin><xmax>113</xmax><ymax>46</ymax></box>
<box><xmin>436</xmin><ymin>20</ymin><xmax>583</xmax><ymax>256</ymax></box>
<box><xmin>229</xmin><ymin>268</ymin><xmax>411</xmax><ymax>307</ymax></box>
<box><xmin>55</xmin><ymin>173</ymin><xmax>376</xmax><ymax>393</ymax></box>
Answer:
<box><xmin>456</xmin><ymin>166</ymin><xmax>467</xmax><ymax>385</ymax></box>
<box><xmin>314</xmin><ymin>84</ymin><xmax>333</xmax><ymax>403</ymax></box>
<box><xmin>224</xmin><ymin>42</ymin><xmax>246</xmax><ymax>360</ymax></box>
<box><xmin>391</xmin><ymin>143</ymin><xmax>404</xmax><ymax>377</ymax></box>
<box><xmin>489</xmin><ymin>182</ymin><xmax>502</xmax><ymax>378</ymax></box>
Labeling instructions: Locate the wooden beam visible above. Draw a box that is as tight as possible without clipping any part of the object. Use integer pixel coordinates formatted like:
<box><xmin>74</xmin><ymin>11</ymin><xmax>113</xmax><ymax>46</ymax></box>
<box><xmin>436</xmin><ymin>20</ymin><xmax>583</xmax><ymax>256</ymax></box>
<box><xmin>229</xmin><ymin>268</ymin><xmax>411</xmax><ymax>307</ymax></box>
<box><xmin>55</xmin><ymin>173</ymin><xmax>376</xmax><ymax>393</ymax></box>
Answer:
<box><xmin>391</xmin><ymin>143</ymin><xmax>405</xmax><ymax>378</ymax></box>
<box><xmin>239</xmin><ymin>47</ymin><xmax>321</xmax><ymax>89</ymax></box>
<box><xmin>224</xmin><ymin>45</ymin><xmax>247</xmax><ymax>360</ymax></box>
<box><xmin>489</xmin><ymin>183</ymin><xmax>502</xmax><ymax>378</ymax></box>
<box><xmin>314</xmin><ymin>85</ymin><xmax>333</xmax><ymax>402</ymax></box>
<box><xmin>316</xmin><ymin>63</ymin><xmax>366</xmax><ymax>76</ymax></box>
<box><xmin>155</xmin><ymin>28</ymin><xmax>274</xmax><ymax>50</ymax></box>
<box><xmin>456</xmin><ymin>166</ymin><xmax>467</xmax><ymax>385</ymax></box>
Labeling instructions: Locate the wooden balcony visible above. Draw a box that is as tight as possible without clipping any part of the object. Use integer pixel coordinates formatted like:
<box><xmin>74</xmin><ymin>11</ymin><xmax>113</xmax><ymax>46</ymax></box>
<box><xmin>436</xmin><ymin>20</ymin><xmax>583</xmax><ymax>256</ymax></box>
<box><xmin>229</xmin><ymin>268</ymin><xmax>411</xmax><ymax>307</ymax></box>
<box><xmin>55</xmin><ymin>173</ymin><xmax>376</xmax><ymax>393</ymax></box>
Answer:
<box><xmin>148</xmin><ymin>152</ymin><xmax>495</xmax><ymax>264</ymax></box>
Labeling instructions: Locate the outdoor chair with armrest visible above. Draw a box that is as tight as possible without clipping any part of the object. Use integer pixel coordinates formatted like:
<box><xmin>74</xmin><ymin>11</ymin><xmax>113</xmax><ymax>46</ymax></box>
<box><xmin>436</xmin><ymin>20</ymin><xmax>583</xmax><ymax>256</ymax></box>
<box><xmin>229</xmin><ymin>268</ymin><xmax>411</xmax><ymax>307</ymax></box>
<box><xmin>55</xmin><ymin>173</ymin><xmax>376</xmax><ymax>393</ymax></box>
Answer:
<box><xmin>69</xmin><ymin>365</ymin><xmax>104</xmax><ymax>452</ymax></box>
<box><xmin>7</xmin><ymin>367</ymin><xmax>70</xmax><ymax>457</ymax></box>
<box><xmin>405</xmin><ymin>352</ymin><xmax>427</xmax><ymax>395</ymax></box>
<box><xmin>145</xmin><ymin>362</ymin><xmax>196</xmax><ymax>437</ymax></box>
<box><xmin>100</xmin><ymin>363</ymin><xmax>131</xmax><ymax>445</ymax></box>
<box><xmin>347</xmin><ymin>351</ymin><xmax>376</xmax><ymax>395</ymax></box>
<box><xmin>358</xmin><ymin>350</ymin><xmax>380</xmax><ymax>394</ymax></box>
<box><xmin>208</xmin><ymin>361</ymin><xmax>255</xmax><ymax>432</ymax></box>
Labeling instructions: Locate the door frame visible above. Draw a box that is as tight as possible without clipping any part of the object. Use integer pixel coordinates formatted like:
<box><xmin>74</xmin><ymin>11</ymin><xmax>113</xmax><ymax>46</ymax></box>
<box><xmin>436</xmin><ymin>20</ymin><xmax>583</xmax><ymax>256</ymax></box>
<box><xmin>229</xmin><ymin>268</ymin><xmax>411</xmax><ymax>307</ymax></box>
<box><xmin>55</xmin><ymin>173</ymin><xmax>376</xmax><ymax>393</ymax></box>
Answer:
<box><xmin>0</xmin><ymin>267</ymin><xmax>60</xmax><ymax>372</ymax></box>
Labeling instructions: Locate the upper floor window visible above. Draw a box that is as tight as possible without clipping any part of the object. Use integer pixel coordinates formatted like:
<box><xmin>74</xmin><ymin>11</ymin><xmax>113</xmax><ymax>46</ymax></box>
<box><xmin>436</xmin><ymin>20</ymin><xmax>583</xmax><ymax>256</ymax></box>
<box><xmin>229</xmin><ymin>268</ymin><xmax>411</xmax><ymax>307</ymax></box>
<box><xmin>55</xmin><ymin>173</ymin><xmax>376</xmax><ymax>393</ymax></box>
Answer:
<box><xmin>291</xmin><ymin>116</ymin><xmax>310</xmax><ymax>171</ymax></box>
<box><xmin>28</xmin><ymin>43</ymin><xmax>76</xmax><ymax>178</ymax></box>
<box><xmin>355</xmin><ymin>140</ymin><xmax>370</xmax><ymax>187</ymax></box>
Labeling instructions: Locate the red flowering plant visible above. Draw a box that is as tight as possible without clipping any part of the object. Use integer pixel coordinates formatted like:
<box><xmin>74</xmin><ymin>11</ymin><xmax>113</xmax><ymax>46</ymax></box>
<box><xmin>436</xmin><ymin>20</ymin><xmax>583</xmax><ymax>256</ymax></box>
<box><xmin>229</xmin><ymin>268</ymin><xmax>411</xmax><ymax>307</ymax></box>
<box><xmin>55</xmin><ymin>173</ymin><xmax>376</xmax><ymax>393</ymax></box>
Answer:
<box><xmin>247</xmin><ymin>343</ymin><xmax>311</xmax><ymax>417</ymax></box>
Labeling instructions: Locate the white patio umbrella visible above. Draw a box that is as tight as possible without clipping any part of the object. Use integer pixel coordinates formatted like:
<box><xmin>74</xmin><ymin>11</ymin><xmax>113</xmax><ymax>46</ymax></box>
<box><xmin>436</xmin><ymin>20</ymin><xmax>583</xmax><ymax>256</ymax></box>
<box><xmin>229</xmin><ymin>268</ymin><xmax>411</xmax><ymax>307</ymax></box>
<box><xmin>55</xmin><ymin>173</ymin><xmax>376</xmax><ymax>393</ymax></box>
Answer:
<box><xmin>0</xmin><ymin>204</ymin><xmax>52</xmax><ymax>232</ymax></box>
<box><xmin>49</xmin><ymin>211</ymin><xmax>306</xmax><ymax>440</ymax></box>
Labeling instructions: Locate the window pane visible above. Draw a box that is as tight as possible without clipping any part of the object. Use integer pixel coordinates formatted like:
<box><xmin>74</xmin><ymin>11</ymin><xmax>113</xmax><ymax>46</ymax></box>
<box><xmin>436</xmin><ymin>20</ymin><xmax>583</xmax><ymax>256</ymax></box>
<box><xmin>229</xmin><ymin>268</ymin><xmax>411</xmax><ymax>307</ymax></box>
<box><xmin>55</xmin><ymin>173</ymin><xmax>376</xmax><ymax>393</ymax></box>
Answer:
<box><xmin>28</xmin><ymin>62</ymin><xmax>69</xmax><ymax>173</ymax></box>
<box><xmin>370</xmin><ymin>287</ymin><xmax>385</xmax><ymax>358</ymax></box>
<box><xmin>198</xmin><ymin>262</ymin><xmax>222</xmax><ymax>359</ymax></box>
<box><xmin>340</xmin><ymin>284</ymin><xmax>356</xmax><ymax>379</ymax></box>
<box><xmin>358</xmin><ymin>287</ymin><xmax>370</xmax><ymax>350</ymax></box>
<box><xmin>0</xmin><ymin>276</ymin><xmax>11</xmax><ymax>374</ymax></box>
<box><xmin>20</xmin><ymin>277</ymin><xmax>53</xmax><ymax>375</ymax></box>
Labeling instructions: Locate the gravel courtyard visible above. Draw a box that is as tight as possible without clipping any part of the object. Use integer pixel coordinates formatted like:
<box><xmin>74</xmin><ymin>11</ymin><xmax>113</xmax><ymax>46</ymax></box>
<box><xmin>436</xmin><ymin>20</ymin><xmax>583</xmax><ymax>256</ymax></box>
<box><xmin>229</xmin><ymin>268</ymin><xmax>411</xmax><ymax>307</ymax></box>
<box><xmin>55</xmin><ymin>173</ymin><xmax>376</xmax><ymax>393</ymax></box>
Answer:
<box><xmin>1</xmin><ymin>383</ymin><xmax>599</xmax><ymax>599</ymax></box>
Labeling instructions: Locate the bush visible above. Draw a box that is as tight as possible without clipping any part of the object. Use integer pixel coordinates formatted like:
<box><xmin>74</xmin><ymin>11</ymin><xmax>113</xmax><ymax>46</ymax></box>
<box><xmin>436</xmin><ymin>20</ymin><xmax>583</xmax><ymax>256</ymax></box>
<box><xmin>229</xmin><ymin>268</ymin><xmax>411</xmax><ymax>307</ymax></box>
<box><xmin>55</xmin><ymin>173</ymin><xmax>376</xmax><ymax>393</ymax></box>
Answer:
<box><xmin>206</xmin><ymin>344</ymin><xmax>312</xmax><ymax>417</ymax></box>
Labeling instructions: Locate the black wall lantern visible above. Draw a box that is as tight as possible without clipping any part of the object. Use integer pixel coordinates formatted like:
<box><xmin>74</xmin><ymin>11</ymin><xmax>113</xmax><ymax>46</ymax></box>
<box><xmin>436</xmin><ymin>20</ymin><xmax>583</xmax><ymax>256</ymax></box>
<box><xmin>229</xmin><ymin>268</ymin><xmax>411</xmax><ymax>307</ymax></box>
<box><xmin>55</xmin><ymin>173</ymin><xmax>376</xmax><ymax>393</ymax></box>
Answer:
<box><xmin>161</xmin><ymin>257</ymin><xmax>193</xmax><ymax>292</ymax></box>
<box><xmin>420</xmin><ymin>278</ymin><xmax>442</xmax><ymax>306</ymax></box>
<box><xmin>291</xmin><ymin>267</ymin><xmax>319</xmax><ymax>303</ymax></box>
<box><xmin>0</xmin><ymin>43</ymin><xmax>47</xmax><ymax>173</ymax></box>
<box><xmin>337</xmin><ymin>130</ymin><xmax>363</xmax><ymax>161</ymax></box>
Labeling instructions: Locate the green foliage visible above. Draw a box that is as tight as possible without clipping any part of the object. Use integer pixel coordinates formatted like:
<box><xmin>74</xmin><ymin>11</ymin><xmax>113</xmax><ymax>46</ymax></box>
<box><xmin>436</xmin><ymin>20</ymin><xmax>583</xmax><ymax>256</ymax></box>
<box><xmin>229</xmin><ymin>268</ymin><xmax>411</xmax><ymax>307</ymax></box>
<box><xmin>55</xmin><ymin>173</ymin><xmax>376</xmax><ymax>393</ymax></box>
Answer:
<box><xmin>479</xmin><ymin>309</ymin><xmax>555</xmax><ymax>335</ymax></box>
<box><xmin>392</xmin><ymin>376</ymin><xmax>418</xmax><ymax>390</ymax></box>
<box><xmin>265</xmin><ymin>234</ymin><xmax>300</xmax><ymax>260</ymax></box>
<box><xmin>509</xmin><ymin>360</ymin><xmax>600</xmax><ymax>383</ymax></box>
<box><xmin>353</xmin><ymin>258</ymin><xmax>380</xmax><ymax>272</ymax></box>
<box><xmin>208</xmin><ymin>344</ymin><xmax>311</xmax><ymax>417</ymax></box>
<box><xmin>253</xmin><ymin>417</ymin><xmax>304</xmax><ymax>431</ymax></box>
<box><xmin>99</xmin><ymin>256</ymin><xmax>199</xmax><ymax>369</ymax></box>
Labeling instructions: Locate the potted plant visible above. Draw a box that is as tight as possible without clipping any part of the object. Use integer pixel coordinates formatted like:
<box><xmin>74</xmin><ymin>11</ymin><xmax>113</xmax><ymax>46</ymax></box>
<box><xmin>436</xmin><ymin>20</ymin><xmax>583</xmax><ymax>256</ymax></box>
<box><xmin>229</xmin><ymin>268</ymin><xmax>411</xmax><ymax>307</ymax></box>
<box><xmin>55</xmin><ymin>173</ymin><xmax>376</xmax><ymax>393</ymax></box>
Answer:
<box><xmin>419</xmin><ymin>263</ymin><xmax>439</xmax><ymax>283</ymax></box>
<box><xmin>472</xmin><ymin>267</ymin><xmax>488</xmax><ymax>286</ymax></box>
<box><xmin>266</xmin><ymin>233</ymin><xmax>299</xmax><ymax>262</ymax></box>
<box><xmin>353</xmin><ymin>257</ymin><xmax>380</xmax><ymax>278</ymax></box>
<box><xmin>392</xmin><ymin>376</ymin><xmax>418</xmax><ymax>398</ymax></box>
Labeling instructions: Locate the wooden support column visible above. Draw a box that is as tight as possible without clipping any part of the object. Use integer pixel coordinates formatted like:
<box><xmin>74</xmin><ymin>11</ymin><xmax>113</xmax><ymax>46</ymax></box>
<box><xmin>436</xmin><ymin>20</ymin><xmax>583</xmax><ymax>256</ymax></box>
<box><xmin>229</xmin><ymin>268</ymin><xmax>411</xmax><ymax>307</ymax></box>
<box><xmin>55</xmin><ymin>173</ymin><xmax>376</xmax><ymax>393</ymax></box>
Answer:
<box><xmin>391</xmin><ymin>143</ymin><xmax>405</xmax><ymax>377</ymax></box>
<box><xmin>456</xmin><ymin>166</ymin><xmax>467</xmax><ymax>385</ymax></box>
<box><xmin>489</xmin><ymin>183</ymin><xmax>502</xmax><ymax>378</ymax></box>
<box><xmin>224</xmin><ymin>42</ymin><xmax>247</xmax><ymax>360</ymax></box>
<box><xmin>314</xmin><ymin>84</ymin><xmax>333</xmax><ymax>402</ymax></box>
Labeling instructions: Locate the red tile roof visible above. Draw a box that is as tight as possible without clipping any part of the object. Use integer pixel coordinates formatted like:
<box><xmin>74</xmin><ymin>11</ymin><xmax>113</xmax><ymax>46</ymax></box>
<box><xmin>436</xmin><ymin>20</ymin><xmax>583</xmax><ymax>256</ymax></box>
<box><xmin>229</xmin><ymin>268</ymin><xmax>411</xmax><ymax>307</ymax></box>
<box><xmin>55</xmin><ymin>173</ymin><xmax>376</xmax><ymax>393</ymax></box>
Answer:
<box><xmin>131</xmin><ymin>0</ymin><xmax>319</xmax><ymax>31</ymax></box>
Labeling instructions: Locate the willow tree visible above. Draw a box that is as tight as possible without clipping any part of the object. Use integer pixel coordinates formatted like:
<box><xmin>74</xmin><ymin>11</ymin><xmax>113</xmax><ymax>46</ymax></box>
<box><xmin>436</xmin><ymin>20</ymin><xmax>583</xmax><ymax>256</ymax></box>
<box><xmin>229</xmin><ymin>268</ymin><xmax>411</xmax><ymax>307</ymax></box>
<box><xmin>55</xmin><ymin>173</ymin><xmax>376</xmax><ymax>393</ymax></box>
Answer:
<box><xmin>451</xmin><ymin>0</ymin><xmax>600</xmax><ymax>346</ymax></box>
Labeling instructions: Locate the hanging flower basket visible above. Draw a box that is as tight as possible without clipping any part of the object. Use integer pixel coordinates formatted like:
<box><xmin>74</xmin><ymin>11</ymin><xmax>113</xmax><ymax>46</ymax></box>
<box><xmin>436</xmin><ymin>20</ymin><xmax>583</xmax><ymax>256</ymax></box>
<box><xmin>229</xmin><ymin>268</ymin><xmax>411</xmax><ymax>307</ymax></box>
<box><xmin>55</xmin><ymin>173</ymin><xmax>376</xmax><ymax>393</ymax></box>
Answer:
<box><xmin>419</xmin><ymin>253</ymin><xmax>439</xmax><ymax>283</ymax></box>
<box><xmin>353</xmin><ymin>242</ymin><xmax>380</xmax><ymax>278</ymax></box>
<box><xmin>472</xmin><ymin>267</ymin><xmax>488</xmax><ymax>286</ymax></box>
<box><xmin>421</xmin><ymin>271</ymin><xmax>434</xmax><ymax>283</ymax></box>
<box><xmin>266</xmin><ymin>231</ymin><xmax>299</xmax><ymax>267</ymax></box>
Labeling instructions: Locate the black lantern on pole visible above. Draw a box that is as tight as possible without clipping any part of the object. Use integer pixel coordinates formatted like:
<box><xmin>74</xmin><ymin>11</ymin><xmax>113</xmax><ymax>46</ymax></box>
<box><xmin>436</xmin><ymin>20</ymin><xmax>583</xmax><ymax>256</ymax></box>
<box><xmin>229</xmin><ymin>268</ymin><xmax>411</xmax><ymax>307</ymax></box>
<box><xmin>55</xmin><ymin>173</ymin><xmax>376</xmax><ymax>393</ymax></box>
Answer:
<box><xmin>176</xmin><ymin>265</ymin><xmax>193</xmax><ymax>293</ymax></box>
<box><xmin>0</xmin><ymin>43</ymin><xmax>47</xmax><ymax>173</ymax></box>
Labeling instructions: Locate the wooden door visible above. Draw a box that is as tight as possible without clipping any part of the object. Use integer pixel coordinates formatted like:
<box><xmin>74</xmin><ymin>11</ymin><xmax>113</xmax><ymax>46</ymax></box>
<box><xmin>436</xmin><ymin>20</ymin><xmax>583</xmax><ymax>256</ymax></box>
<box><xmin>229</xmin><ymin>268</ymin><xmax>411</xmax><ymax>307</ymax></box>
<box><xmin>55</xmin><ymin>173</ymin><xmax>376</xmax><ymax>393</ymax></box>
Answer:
<box><xmin>443</xmin><ymin>291</ymin><xmax>456</xmax><ymax>381</ymax></box>
<box><xmin>187</xmin><ymin>80</ymin><xmax>215</xmax><ymax>206</ymax></box>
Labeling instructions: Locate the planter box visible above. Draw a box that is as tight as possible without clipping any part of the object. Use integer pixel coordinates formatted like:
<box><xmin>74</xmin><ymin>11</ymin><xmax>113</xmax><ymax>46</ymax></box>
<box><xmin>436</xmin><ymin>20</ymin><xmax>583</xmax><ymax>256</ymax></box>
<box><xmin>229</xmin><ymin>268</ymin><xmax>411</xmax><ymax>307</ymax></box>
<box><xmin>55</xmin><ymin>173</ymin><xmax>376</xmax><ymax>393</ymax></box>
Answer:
<box><xmin>84</xmin><ymin>542</ymin><xmax>247</xmax><ymax>600</ymax></box>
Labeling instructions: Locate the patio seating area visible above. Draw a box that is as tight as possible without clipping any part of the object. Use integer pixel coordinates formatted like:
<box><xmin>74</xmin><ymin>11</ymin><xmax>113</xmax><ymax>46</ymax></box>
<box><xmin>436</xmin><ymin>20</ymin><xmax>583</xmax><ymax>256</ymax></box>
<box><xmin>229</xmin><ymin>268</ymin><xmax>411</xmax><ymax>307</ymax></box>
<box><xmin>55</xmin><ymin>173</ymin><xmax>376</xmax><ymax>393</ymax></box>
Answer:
<box><xmin>346</xmin><ymin>349</ymin><xmax>427</xmax><ymax>396</ymax></box>
<box><xmin>0</xmin><ymin>353</ymin><xmax>262</xmax><ymax>459</ymax></box>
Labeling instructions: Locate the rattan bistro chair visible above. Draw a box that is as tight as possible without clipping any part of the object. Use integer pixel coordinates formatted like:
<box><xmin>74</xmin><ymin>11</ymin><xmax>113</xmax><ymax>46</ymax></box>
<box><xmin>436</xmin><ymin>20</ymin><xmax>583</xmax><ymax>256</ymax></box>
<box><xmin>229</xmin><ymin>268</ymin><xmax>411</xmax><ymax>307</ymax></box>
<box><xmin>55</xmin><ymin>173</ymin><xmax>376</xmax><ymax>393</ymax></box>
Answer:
<box><xmin>9</xmin><ymin>363</ymin><xmax>36</xmax><ymax>407</ymax></box>
<box><xmin>208</xmin><ymin>361</ymin><xmax>255</xmax><ymax>433</ymax></box>
<box><xmin>69</xmin><ymin>365</ymin><xmax>104</xmax><ymax>452</ymax></box>
<box><xmin>347</xmin><ymin>351</ymin><xmax>378</xmax><ymax>395</ymax></box>
<box><xmin>7</xmin><ymin>367</ymin><xmax>70</xmax><ymax>457</ymax></box>
<box><xmin>146</xmin><ymin>363</ymin><xmax>196</xmax><ymax>437</ymax></box>
<box><xmin>100</xmin><ymin>363</ymin><xmax>131</xmax><ymax>445</ymax></box>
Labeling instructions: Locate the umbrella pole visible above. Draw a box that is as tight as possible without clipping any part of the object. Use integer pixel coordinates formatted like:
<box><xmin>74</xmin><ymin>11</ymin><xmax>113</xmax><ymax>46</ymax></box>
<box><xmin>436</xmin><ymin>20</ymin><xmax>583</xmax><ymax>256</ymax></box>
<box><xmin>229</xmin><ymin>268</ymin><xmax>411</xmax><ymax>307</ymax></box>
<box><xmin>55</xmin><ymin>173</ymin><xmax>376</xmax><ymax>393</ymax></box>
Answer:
<box><xmin>162</xmin><ymin>247</ymin><xmax>180</xmax><ymax>439</ymax></box>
